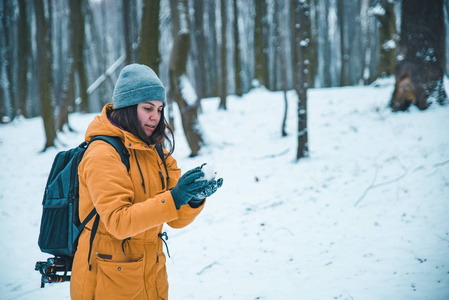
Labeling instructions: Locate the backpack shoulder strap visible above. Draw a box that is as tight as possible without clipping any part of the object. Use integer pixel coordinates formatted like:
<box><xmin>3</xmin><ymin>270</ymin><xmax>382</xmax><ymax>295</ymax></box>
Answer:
<box><xmin>88</xmin><ymin>135</ymin><xmax>130</xmax><ymax>172</ymax></box>
<box><xmin>155</xmin><ymin>143</ymin><xmax>165</xmax><ymax>161</ymax></box>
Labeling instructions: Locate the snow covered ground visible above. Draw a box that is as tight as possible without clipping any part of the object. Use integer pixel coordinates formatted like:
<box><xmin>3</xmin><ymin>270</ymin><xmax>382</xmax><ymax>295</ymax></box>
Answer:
<box><xmin>1</xmin><ymin>80</ymin><xmax>449</xmax><ymax>300</ymax></box>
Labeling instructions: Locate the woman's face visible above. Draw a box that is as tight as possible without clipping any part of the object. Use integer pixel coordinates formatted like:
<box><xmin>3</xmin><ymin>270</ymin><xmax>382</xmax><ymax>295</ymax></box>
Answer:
<box><xmin>137</xmin><ymin>101</ymin><xmax>164</xmax><ymax>137</ymax></box>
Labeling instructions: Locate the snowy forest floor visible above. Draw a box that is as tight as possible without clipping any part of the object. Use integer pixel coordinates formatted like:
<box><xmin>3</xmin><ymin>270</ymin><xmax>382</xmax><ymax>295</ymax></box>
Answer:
<box><xmin>1</xmin><ymin>79</ymin><xmax>449</xmax><ymax>300</ymax></box>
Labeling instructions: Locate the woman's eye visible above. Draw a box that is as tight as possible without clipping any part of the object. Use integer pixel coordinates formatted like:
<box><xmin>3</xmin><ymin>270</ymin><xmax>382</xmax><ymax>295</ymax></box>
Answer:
<box><xmin>145</xmin><ymin>107</ymin><xmax>152</xmax><ymax>111</ymax></box>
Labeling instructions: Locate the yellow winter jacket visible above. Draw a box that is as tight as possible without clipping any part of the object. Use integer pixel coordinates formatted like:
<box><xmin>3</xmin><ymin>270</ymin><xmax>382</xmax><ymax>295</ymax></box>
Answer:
<box><xmin>70</xmin><ymin>104</ymin><xmax>204</xmax><ymax>300</ymax></box>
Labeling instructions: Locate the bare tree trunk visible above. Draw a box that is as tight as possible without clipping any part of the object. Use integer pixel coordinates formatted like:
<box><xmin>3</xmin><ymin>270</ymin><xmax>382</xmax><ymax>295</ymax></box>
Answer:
<box><xmin>74</xmin><ymin>0</ymin><xmax>89</xmax><ymax>113</ymax></box>
<box><xmin>233</xmin><ymin>0</ymin><xmax>242</xmax><ymax>96</ymax></box>
<box><xmin>275</xmin><ymin>0</ymin><xmax>288</xmax><ymax>137</ymax></box>
<box><xmin>140</xmin><ymin>0</ymin><xmax>161</xmax><ymax>74</ymax></box>
<box><xmin>169</xmin><ymin>0</ymin><xmax>203</xmax><ymax>157</ymax></box>
<box><xmin>262</xmin><ymin>0</ymin><xmax>270</xmax><ymax>89</ymax></box>
<box><xmin>0</xmin><ymin>48</ymin><xmax>5</xmax><ymax>122</ymax></box>
<box><xmin>123</xmin><ymin>0</ymin><xmax>132</xmax><ymax>65</ymax></box>
<box><xmin>0</xmin><ymin>1</ymin><xmax>5</xmax><ymax>122</ymax></box>
<box><xmin>291</xmin><ymin>0</ymin><xmax>311</xmax><ymax>160</ymax></box>
<box><xmin>57</xmin><ymin>0</ymin><xmax>86</xmax><ymax>130</ymax></box>
<box><xmin>316</xmin><ymin>0</ymin><xmax>332</xmax><ymax>87</ymax></box>
<box><xmin>362</xmin><ymin>0</ymin><xmax>379</xmax><ymax>85</ymax></box>
<box><xmin>193</xmin><ymin>0</ymin><xmax>205</xmax><ymax>102</ymax></box>
<box><xmin>17</xmin><ymin>0</ymin><xmax>30</xmax><ymax>117</ymax></box>
<box><xmin>34</xmin><ymin>0</ymin><xmax>56</xmax><ymax>150</ymax></box>
<box><xmin>219</xmin><ymin>0</ymin><xmax>227</xmax><ymax>110</ymax></box>
<box><xmin>446</xmin><ymin>0</ymin><xmax>449</xmax><ymax>77</ymax></box>
<box><xmin>85</xmin><ymin>0</ymin><xmax>110</xmax><ymax>107</ymax></box>
<box><xmin>376</xmin><ymin>0</ymin><xmax>396</xmax><ymax>78</ymax></box>
<box><xmin>0</xmin><ymin>94</ymin><xmax>5</xmax><ymax>123</ymax></box>
<box><xmin>337</xmin><ymin>0</ymin><xmax>350</xmax><ymax>86</ymax></box>
<box><xmin>52</xmin><ymin>0</ymin><xmax>63</xmax><ymax>108</ymax></box>
<box><xmin>354</xmin><ymin>0</ymin><xmax>364</xmax><ymax>85</ymax></box>
<box><xmin>390</xmin><ymin>0</ymin><xmax>447</xmax><ymax>111</ymax></box>
<box><xmin>57</xmin><ymin>55</ymin><xmax>75</xmax><ymax>131</ymax></box>
<box><xmin>254</xmin><ymin>0</ymin><xmax>268</xmax><ymax>87</ymax></box>
<box><xmin>2</xmin><ymin>1</ymin><xmax>16</xmax><ymax>120</ymax></box>
<box><xmin>206</xmin><ymin>0</ymin><xmax>219</xmax><ymax>97</ymax></box>
<box><xmin>308</xmin><ymin>0</ymin><xmax>318</xmax><ymax>88</ymax></box>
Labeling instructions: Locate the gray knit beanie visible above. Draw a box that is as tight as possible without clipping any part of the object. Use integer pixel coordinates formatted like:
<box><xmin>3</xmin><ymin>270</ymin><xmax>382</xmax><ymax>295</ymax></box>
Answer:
<box><xmin>112</xmin><ymin>64</ymin><xmax>166</xmax><ymax>109</ymax></box>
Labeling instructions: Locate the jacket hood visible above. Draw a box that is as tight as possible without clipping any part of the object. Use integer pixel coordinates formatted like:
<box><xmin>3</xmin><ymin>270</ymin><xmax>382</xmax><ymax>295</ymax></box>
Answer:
<box><xmin>85</xmin><ymin>103</ymin><xmax>152</xmax><ymax>150</ymax></box>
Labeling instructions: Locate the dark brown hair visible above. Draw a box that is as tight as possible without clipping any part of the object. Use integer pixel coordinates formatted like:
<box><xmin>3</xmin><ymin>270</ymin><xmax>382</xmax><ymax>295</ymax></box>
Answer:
<box><xmin>108</xmin><ymin>105</ymin><xmax>175</xmax><ymax>155</ymax></box>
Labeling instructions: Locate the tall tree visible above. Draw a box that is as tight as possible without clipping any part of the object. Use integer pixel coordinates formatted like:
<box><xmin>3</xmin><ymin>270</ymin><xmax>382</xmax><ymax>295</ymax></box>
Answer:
<box><xmin>58</xmin><ymin>0</ymin><xmax>89</xmax><ymax>130</ymax></box>
<box><xmin>291</xmin><ymin>0</ymin><xmax>311</xmax><ymax>160</ymax></box>
<box><xmin>205</xmin><ymin>0</ymin><xmax>219</xmax><ymax>97</ymax></box>
<box><xmin>219</xmin><ymin>0</ymin><xmax>227</xmax><ymax>109</ymax></box>
<box><xmin>338</xmin><ymin>0</ymin><xmax>364</xmax><ymax>86</ymax></box>
<box><xmin>169</xmin><ymin>0</ymin><xmax>203</xmax><ymax>157</ymax></box>
<box><xmin>308</xmin><ymin>0</ymin><xmax>318</xmax><ymax>88</ymax></box>
<box><xmin>375</xmin><ymin>0</ymin><xmax>396</xmax><ymax>78</ymax></box>
<box><xmin>337</xmin><ymin>0</ymin><xmax>350</xmax><ymax>86</ymax></box>
<box><xmin>192</xmin><ymin>0</ymin><xmax>206</xmax><ymax>102</ymax></box>
<box><xmin>446</xmin><ymin>0</ymin><xmax>449</xmax><ymax>77</ymax></box>
<box><xmin>74</xmin><ymin>0</ymin><xmax>89</xmax><ymax>113</ymax></box>
<box><xmin>1</xmin><ymin>1</ymin><xmax>16</xmax><ymax>120</ymax></box>
<box><xmin>390</xmin><ymin>0</ymin><xmax>447</xmax><ymax>111</ymax></box>
<box><xmin>17</xmin><ymin>0</ymin><xmax>31</xmax><ymax>117</ymax></box>
<box><xmin>315</xmin><ymin>0</ymin><xmax>332</xmax><ymax>87</ymax></box>
<box><xmin>140</xmin><ymin>0</ymin><xmax>161</xmax><ymax>74</ymax></box>
<box><xmin>362</xmin><ymin>0</ymin><xmax>380</xmax><ymax>85</ymax></box>
<box><xmin>57</xmin><ymin>0</ymin><xmax>76</xmax><ymax>131</ymax></box>
<box><xmin>274</xmin><ymin>0</ymin><xmax>288</xmax><ymax>136</ymax></box>
<box><xmin>34</xmin><ymin>0</ymin><xmax>56</xmax><ymax>149</ymax></box>
<box><xmin>84</xmin><ymin>0</ymin><xmax>110</xmax><ymax>108</ymax></box>
<box><xmin>123</xmin><ymin>0</ymin><xmax>133</xmax><ymax>65</ymax></box>
<box><xmin>0</xmin><ymin>62</ymin><xmax>5</xmax><ymax>122</ymax></box>
<box><xmin>0</xmin><ymin>6</ymin><xmax>5</xmax><ymax>123</ymax></box>
<box><xmin>254</xmin><ymin>0</ymin><xmax>269</xmax><ymax>87</ymax></box>
<box><xmin>233</xmin><ymin>0</ymin><xmax>243</xmax><ymax>96</ymax></box>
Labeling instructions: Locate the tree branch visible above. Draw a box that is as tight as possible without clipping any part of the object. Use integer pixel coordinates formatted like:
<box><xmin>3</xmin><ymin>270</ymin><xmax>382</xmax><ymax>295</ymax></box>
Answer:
<box><xmin>355</xmin><ymin>158</ymin><xmax>409</xmax><ymax>206</ymax></box>
<box><xmin>197</xmin><ymin>261</ymin><xmax>220</xmax><ymax>276</ymax></box>
<box><xmin>434</xmin><ymin>160</ymin><xmax>449</xmax><ymax>168</ymax></box>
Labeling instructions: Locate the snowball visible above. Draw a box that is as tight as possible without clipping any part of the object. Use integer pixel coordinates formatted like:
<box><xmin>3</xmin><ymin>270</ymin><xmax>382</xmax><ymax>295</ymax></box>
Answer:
<box><xmin>200</xmin><ymin>163</ymin><xmax>217</xmax><ymax>182</ymax></box>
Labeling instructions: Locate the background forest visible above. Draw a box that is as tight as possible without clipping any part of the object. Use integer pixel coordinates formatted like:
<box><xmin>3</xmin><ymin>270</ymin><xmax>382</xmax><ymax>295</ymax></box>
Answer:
<box><xmin>1</xmin><ymin>0</ymin><xmax>448</xmax><ymax>156</ymax></box>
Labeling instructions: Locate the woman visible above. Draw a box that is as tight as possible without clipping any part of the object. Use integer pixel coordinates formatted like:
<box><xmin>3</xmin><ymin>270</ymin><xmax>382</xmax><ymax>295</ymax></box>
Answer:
<box><xmin>70</xmin><ymin>64</ymin><xmax>222</xmax><ymax>299</ymax></box>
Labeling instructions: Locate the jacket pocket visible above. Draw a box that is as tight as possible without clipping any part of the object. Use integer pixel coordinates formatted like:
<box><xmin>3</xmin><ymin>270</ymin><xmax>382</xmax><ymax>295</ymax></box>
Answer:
<box><xmin>155</xmin><ymin>252</ymin><xmax>168</xmax><ymax>300</ymax></box>
<box><xmin>95</xmin><ymin>256</ymin><xmax>144</xmax><ymax>300</ymax></box>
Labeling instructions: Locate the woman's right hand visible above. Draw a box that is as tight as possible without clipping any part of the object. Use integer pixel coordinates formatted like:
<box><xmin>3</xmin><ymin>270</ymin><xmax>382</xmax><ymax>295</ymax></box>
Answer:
<box><xmin>171</xmin><ymin>167</ymin><xmax>208</xmax><ymax>209</ymax></box>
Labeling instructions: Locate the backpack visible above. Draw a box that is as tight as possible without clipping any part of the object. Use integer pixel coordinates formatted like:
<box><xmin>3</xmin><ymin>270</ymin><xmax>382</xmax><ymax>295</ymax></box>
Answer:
<box><xmin>35</xmin><ymin>136</ymin><xmax>167</xmax><ymax>287</ymax></box>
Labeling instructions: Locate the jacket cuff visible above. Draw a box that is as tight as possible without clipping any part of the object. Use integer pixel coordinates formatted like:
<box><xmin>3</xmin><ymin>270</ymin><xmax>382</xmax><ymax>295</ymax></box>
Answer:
<box><xmin>188</xmin><ymin>198</ymin><xmax>205</xmax><ymax>208</ymax></box>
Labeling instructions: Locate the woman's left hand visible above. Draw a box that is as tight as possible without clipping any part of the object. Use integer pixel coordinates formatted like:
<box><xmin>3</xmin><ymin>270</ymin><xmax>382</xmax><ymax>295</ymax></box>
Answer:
<box><xmin>191</xmin><ymin>178</ymin><xmax>223</xmax><ymax>201</ymax></box>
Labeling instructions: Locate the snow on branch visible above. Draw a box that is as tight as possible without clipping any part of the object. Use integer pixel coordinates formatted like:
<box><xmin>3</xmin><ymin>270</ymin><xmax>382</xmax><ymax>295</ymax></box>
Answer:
<box><xmin>177</xmin><ymin>1</ymin><xmax>189</xmax><ymax>35</ymax></box>
<box><xmin>179</xmin><ymin>74</ymin><xmax>197</xmax><ymax>107</ymax></box>
<box><xmin>86</xmin><ymin>54</ymin><xmax>126</xmax><ymax>95</ymax></box>
<box><xmin>75</xmin><ymin>54</ymin><xmax>126</xmax><ymax>106</ymax></box>
<box><xmin>370</xmin><ymin>4</ymin><xmax>385</xmax><ymax>17</ymax></box>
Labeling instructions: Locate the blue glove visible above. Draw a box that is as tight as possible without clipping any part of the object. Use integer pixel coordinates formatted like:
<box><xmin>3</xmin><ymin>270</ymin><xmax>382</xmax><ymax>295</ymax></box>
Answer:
<box><xmin>190</xmin><ymin>178</ymin><xmax>223</xmax><ymax>203</ymax></box>
<box><xmin>171</xmin><ymin>167</ymin><xmax>208</xmax><ymax>210</ymax></box>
